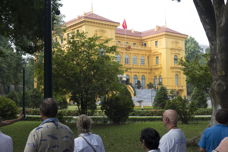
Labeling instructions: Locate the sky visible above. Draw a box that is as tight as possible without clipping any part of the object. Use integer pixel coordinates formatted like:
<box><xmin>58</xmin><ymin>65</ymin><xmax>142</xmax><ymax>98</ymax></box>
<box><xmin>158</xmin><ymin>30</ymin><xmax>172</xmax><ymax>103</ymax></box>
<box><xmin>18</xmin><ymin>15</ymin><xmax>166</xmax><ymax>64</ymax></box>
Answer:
<box><xmin>60</xmin><ymin>0</ymin><xmax>209</xmax><ymax>46</ymax></box>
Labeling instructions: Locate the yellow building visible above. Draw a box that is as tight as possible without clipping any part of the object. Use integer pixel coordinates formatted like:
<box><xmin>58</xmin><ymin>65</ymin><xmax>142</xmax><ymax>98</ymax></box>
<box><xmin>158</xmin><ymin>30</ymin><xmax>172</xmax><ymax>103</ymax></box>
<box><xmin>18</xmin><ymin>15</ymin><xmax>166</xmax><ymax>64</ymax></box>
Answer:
<box><xmin>62</xmin><ymin>12</ymin><xmax>187</xmax><ymax>96</ymax></box>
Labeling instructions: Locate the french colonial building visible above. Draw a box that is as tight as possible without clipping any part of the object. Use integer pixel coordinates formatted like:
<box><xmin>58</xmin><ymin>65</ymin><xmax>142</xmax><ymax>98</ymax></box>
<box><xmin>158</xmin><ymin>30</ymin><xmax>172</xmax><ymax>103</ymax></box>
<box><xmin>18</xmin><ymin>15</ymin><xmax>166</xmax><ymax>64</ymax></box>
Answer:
<box><xmin>61</xmin><ymin>12</ymin><xmax>187</xmax><ymax>96</ymax></box>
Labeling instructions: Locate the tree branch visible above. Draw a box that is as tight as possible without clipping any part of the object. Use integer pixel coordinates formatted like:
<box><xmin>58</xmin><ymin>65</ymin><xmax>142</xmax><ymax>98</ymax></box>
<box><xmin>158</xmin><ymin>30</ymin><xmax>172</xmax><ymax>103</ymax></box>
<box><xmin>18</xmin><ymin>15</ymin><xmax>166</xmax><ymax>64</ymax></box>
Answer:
<box><xmin>193</xmin><ymin>0</ymin><xmax>216</xmax><ymax>45</ymax></box>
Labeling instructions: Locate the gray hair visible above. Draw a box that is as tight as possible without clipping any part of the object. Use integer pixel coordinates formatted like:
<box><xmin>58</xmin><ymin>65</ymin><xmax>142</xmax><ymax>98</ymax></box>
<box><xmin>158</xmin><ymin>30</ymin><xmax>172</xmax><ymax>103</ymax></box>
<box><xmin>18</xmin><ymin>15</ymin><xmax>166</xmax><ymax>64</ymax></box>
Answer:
<box><xmin>76</xmin><ymin>114</ymin><xmax>92</xmax><ymax>133</ymax></box>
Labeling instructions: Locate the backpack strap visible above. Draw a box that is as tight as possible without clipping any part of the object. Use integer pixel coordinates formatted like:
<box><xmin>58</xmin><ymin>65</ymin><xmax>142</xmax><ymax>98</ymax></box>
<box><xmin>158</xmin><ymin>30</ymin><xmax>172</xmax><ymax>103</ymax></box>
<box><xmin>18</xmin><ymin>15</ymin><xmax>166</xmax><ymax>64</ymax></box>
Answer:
<box><xmin>80</xmin><ymin>135</ymin><xmax>97</xmax><ymax>152</ymax></box>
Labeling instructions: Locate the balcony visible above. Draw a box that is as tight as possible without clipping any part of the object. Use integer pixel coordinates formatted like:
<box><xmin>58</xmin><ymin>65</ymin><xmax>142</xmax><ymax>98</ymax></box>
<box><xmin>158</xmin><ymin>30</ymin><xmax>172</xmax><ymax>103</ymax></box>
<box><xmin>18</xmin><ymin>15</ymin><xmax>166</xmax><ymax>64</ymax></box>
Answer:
<box><xmin>170</xmin><ymin>64</ymin><xmax>183</xmax><ymax>70</ymax></box>
<box><xmin>116</xmin><ymin>43</ymin><xmax>150</xmax><ymax>51</ymax></box>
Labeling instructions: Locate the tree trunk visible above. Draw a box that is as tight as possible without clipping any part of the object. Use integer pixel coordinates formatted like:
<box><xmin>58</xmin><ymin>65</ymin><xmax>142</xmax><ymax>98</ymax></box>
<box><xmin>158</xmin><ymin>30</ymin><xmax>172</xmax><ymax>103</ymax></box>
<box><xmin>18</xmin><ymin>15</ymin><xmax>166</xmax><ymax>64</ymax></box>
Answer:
<box><xmin>193</xmin><ymin>0</ymin><xmax>228</xmax><ymax>124</ymax></box>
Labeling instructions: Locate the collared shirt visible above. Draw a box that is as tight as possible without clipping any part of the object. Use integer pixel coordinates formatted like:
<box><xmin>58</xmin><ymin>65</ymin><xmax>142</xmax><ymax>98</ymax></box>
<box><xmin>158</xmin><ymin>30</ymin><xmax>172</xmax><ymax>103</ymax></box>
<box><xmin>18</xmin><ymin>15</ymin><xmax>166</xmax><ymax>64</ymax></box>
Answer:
<box><xmin>198</xmin><ymin>124</ymin><xmax>228</xmax><ymax>152</ymax></box>
<box><xmin>0</xmin><ymin>131</ymin><xmax>13</xmax><ymax>152</ymax></box>
<box><xmin>24</xmin><ymin>118</ymin><xmax>74</xmax><ymax>152</ymax></box>
<box><xmin>159</xmin><ymin>128</ymin><xmax>186</xmax><ymax>152</ymax></box>
<box><xmin>74</xmin><ymin>133</ymin><xmax>105</xmax><ymax>152</ymax></box>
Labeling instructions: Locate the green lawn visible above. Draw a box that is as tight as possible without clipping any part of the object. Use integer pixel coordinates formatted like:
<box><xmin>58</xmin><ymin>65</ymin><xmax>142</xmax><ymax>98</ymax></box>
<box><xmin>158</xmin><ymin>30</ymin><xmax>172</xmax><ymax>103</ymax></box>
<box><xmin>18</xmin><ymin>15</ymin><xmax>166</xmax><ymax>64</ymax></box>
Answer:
<box><xmin>1</xmin><ymin>121</ymin><xmax>208</xmax><ymax>152</ymax></box>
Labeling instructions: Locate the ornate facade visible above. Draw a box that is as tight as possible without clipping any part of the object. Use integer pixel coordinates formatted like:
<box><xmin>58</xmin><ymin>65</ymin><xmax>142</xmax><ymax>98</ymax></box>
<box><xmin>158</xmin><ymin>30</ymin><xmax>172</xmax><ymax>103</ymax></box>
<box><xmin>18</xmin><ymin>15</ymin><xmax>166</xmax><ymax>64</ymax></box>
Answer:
<box><xmin>61</xmin><ymin>12</ymin><xmax>187</xmax><ymax>96</ymax></box>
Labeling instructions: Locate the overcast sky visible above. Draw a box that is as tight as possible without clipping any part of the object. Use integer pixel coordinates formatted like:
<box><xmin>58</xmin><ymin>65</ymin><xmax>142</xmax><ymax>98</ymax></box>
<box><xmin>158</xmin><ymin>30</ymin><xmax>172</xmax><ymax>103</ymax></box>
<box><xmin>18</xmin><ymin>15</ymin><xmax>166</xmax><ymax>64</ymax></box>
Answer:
<box><xmin>60</xmin><ymin>0</ymin><xmax>209</xmax><ymax>46</ymax></box>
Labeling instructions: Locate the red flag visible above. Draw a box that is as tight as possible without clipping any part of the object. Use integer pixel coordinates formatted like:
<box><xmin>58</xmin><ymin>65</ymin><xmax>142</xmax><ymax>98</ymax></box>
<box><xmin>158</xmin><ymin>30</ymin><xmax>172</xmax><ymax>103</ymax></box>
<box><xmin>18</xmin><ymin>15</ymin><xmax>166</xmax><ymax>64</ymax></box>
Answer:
<box><xmin>122</xmin><ymin>19</ymin><xmax>127</xmax><ymax>30</ymax></box>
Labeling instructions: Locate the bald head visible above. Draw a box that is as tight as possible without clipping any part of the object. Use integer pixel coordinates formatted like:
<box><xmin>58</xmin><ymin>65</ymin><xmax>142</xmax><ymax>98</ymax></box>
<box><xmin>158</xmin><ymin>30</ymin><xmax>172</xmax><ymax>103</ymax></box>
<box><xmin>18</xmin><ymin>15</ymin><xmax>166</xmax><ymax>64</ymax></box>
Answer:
<box><xmin>163</xmin><ymin>109</ymin><xmax>178</xmax><ymax>125</ymax></box>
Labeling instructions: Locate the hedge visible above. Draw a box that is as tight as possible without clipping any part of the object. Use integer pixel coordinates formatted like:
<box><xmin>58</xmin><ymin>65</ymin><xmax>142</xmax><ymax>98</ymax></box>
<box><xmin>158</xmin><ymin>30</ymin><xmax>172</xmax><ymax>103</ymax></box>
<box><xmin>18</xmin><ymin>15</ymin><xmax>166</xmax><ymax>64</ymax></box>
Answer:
<box><xmin>23</xmin><ymin>108</ymin><xmax>212</xmax><ymax>117</ymax></box>
<box><xmin>24</xmin><ymin>115</ymin><xmax>211</xmax><ymax>123</ymax></box>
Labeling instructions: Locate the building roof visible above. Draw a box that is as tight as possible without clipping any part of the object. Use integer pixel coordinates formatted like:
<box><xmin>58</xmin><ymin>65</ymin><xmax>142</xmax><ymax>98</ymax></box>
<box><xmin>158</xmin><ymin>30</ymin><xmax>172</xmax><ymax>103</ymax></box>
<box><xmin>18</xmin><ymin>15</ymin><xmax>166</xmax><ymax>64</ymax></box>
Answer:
<box><xmin>65</xmin><ymin>12</ymin><xmax>119</xmax><ymax>26</ymax></box>
<box><xmin>116</xmin><ymin>28</ymin><xmax>142</xmax><ymax>37</ymax></box>
<box><xmin>65</xmin><ymin>12</ymin><xmax>186</xmax><ymax>37</ymax></box>
<box><xmin>116</xmin><ymin>26</ymin><xmax>187</xmax><ymax>37</ymax></box>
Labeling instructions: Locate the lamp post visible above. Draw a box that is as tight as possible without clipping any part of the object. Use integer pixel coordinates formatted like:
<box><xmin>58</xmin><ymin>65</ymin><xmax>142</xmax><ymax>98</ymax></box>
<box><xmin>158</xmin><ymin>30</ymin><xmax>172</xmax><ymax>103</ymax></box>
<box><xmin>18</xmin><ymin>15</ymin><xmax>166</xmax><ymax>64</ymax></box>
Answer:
<box><xmin>22</xmin><ymin>66</ymin><xmax>25</xmax><ymax>116</ymax></box>
<box><xmin>44</xmin><ymin>0</ymin><xmax>52</xmax><ymax>98</ymax></box>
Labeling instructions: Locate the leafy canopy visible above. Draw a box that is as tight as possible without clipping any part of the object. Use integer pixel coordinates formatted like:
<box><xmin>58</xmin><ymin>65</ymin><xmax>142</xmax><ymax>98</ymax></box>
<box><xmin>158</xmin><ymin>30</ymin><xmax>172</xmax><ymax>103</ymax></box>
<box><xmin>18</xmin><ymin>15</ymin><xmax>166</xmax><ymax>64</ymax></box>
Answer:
<box><xmin>50</xmin><ymin>32</ymin><xmax>123</xmax><ymax>114</ymax></box>
<box><xmin>0</xmin><ymin>0</ymin><xmax>62</xmax><ymax>54</ymax></box>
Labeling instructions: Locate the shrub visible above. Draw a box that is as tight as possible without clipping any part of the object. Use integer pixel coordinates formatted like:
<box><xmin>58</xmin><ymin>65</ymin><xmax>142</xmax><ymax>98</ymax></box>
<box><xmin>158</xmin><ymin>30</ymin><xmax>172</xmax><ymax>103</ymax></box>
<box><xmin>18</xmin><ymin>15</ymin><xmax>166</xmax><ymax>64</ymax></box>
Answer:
<box><xmin>101</xmin><ymin>85</ymin><xmax>134</xmax><ymax>124</ymax></box>
<box><xmin>191</xmin><ymin>88</ymin><xmax>208</xmax><ymax>108</ymax></box>
<box><xmin>55</xmin><ymin>95</ymin><xmax>68</xmax><ymax>109</ymax></box>
<box><xmin>195</xmin><ymin>108</ymin><xmax>212</xmax><ymax>115</ymax></box>
<box><xmin>0</xmin><ymin>96</ymin><xmax>18</xmax><ymax>119</ymax></box>
<box><xmin>153</xmin><ymin>86</ymin><xmax>169</xmax><ymax>108</ymax></box>
<box><xmin>7</xmin><ymin>91</ymin><xmax>21</xmax><ymax>106</ymax></box>
<box><xmin>165</xmin><ymin>96</ymin><xmax>196</xmax><ymax>124</ymax></box>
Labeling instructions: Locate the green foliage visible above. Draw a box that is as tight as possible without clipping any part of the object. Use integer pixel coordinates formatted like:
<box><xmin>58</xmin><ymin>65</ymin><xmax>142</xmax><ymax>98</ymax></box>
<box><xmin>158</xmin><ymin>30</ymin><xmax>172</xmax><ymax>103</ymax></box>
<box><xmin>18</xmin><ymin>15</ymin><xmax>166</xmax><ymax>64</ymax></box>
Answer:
<box><xmin>153</xmin><ymin>86</ymin><xmax>169</xmax><ymax>108</ymax></box>
<box><xmin>0</xmin><ymin>96</ymin><xmax>18</xmax><ymax>119</ymax></box>
<box><xmin>101</xmin><ymin>85</ymin><xmax>134</xmax><ymax>124</ymax></box>
<box><xmin>27</xmin><ymin>88</ymin><xmax>43</xmax><ymax>108</ymax></box>
<box><xmin>182</xmin><ymin>36</ymin><xmax>211</xmax><ymax>96</ymax></box>
<box><xmin>55</xmin><ymin>95</ymin><xmax>68</xmax><ymax>109</ymax></box>
<box><xmin>130</xmin><ymin>109</ymin><xmax>164</xmax><ymax>116</ymax></box>
<box><xmin>179</xmin><ymin>53</ymin><xmax>211</xmax><ymax>94</ymax></box>
<box><xmin>25</xmin><ymin>108</ymin><xmax>212</xmax><ymax>117</ymax></box>
<box><xmin>185</xmin><ymin>36</ymin><xmax>202</xmax><ymax>62</ymax></box>
<box><xmin>191</xmin><ymin>88</ymin><xmax>208</xmax><ymax>108</ymax></box>
<box><xmin>43</xmin><ymin>32</ymin><xmax>123</xmax><ymax>114</ymax></box>
<box><xmin>0</xmin><ymin>0</ymin><xmax>62</xmax><ymax>54</ymax></box>
<box><xmin>7</xmin><ymin>91</ymin><xmax>21</xmax><ymax>106</ymax></box>
<box><xmin>165</xmin><ymin>96</ymin><xmax>196</xmax><ymax>124</ymax></box>
<box><xmin>168</xmin><ymin>89</ymin><xmax>179</xmax><ymax>99</ymax></box>
<box><xmin>0</xmin><ymin>36</ymin><xmax>23</xmax><ymax>94</ymax></box>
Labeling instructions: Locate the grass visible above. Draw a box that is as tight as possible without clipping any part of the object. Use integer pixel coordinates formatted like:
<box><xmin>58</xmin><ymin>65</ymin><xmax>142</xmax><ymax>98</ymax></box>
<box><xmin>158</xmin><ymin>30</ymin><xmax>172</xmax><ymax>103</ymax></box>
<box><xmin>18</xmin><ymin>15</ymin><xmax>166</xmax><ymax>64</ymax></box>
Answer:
<box><xmin>1</xmin><ymin>121</ymin><xmax>208</xmax><ymax>152</ymax></box>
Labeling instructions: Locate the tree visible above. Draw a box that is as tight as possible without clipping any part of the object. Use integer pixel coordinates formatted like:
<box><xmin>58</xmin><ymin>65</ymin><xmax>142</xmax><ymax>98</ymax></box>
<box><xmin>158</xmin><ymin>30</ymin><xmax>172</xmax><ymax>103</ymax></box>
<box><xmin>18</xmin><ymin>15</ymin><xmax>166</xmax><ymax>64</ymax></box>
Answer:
<box><xmin>165</xmin><ymin>96</ymin><xmax>196</xmax><ymax>124</ymax></box>
<box><xmin>153</xmin><ymin>86</ymin><xmax>169</xmax><ymax>108</ymax></box>
<box><xmin>37</xmin><ymin>32</ymin><xmax>123</xmax><ymax>114</ymax></box>
<box><xmin>174</xmin><ymin>0</ymin><xmax>228</xmax><ymax>124</ymax></box>
<box><xmin>101</xmin><ymin>85</ymin><xmax>134</xmax><ymax>124</ymax></box>
<box><xmin>184</xmin><ymin>37</ymin><xmax>205</xmax><ymax>95</ymax></box>
<box><xmin>0</xmin><ymin>0</ymin><xmax>62</xmax><ymax>54</ymax></box>
<box><xmin>0</xmin><ymin>36</ymin><xmax>24</xmax><ymax>94</ymax></box>
<box><xmin>180</xmin><ymin>53</ymin><xmax>211</xmax><ymax>97</ymax></box>
<box><xmin>185</xmin><ymin>36</ymin><xmax>202</xmax><ymax>62</ymax></box>
<box><xmin>191</xmin><ymin>88</ymin><xmax>208</xmax><ymax>108</ymax></box>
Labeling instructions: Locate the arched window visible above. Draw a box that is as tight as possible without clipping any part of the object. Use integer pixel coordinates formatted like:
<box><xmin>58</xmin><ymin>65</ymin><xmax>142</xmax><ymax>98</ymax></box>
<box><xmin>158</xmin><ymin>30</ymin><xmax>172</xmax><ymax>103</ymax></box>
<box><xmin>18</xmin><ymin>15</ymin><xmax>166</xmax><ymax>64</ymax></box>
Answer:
<box><xmin>154</xmin><ymin>76</ymin><xmax>157</xmax><ymax>86</ymax></box>
<box><xmin>125</xmin><ymin>55</ymin><xmax>129</xmax><ymax>64</ymax></box>
<box><xmin>141</xmin><ymin>75</ymin><xmax>145</xmax><ymax>88</ymax></box>
<box><xmin>175</xmin><ymin>74</ymin><xmax>179</xmax><ymax>86</ymax></box>
<box><xmin>133</xmin><ymin>75</ymin><xmax>138</xmax><ymax>86</ymax></box>
<box><xmin>159</xmin><ymin>75</ymin><xmax>162</xmax><ymax>84</ymax></box>
<box><xmin>116</xmin><ymin>55</ymin><xmax>121</xmax><ymax>63</ymax></box>
<box><xmin>132</xmin><ymin>56</ymin><xmax>137</xmax><ymax>65</ymax></box>
<box><xmin>174</xmin><ymin>55</ymin><xmax>178</xmax><ymax>65</ymax></box>
<box><xmin>140</xmin><ymin>56</ymin><xmax>145</xmax><ymax>65</ymax></box>
<box><xmin>156</xmin><ymin>56</ymin><xmax>159</xmax><ymax>64</ymax></box>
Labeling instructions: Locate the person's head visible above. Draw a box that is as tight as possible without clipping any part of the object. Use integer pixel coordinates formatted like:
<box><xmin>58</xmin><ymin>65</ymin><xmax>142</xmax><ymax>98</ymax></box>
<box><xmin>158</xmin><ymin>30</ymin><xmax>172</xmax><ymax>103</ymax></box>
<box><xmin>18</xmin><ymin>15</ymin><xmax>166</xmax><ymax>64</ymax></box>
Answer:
<box><xmin>140</xmin><ymin>128</ymin><xmax>160</xmax><ymax>151</ymax></box>
<box><xmin>40</xmin><ymin>98</ymin><xmax>58</xmax><ymax>119</ymax></box>
<box><xmin>76</xmin><ymin>114</ymin><xmax>92</xmax><ymax>133</ymax></box>
<box><xmin>216</xmin><ymin>109</ymin><xmax>228</xmax><ymax>124</ymax></box>
<box><xmin>162</xmin><ymin>109</ymin><xmax>178</xmax><ymax>128</ymax></box>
